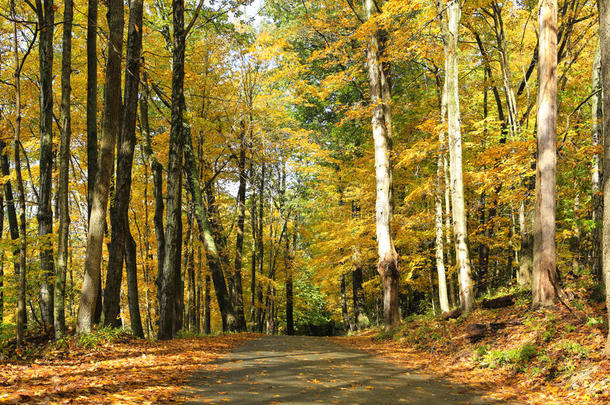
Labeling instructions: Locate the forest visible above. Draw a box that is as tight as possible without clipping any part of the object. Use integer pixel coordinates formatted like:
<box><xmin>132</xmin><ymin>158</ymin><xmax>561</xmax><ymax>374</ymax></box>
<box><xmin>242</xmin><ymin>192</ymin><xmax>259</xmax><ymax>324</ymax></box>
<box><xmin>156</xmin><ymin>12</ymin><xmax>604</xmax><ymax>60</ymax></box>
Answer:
<box><xmin>1</xmin><ymin>0</ymin><xmax>610</xmax><ymax>403</ymax></box>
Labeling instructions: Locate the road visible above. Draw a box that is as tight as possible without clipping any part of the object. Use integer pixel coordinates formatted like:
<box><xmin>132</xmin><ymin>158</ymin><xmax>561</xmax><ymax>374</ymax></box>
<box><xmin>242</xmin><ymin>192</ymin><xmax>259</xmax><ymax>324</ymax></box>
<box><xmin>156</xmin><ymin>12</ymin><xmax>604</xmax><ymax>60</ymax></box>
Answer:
<box><xmin>183</xmin><ymin>335</ymin><xmax>498</xmax><ymax>404</ymax></box>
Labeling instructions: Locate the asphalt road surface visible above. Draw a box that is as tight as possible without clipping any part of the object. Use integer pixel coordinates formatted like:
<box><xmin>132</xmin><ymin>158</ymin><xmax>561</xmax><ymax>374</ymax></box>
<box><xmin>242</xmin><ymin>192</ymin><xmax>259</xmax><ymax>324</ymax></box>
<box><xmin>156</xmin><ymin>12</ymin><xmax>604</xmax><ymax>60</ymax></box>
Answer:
<box><xmin>183</xmin><ymin>335</ymin><xmax>498</xmax><ymax>404</ymax></box>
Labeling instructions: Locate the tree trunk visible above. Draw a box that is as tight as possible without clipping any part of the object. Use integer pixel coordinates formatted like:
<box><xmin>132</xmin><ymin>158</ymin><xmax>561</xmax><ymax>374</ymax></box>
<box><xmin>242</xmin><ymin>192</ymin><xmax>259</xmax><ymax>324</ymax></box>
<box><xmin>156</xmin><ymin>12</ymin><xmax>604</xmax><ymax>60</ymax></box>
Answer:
<box><xmin>518</xmin><ymin>201</ymin><xmax>533</xmax><ymax>287</ymax></box>
<box><xmin>599</xmin><ymin>0</ymin><xmax>610</xmax><ymax>356</ymax></box>
<box><xmin>77</xmin><ymin>0</ymin><xmax>124</xmax><ymax>334</ymax></box>
<box><xmin>592</xmin><ymin>44</ymin><xmax>603</xmax><ymax>284</ymax></box>
<box><xmin>187</xmin><ymin>207</ymin><xmax>196</xmax><ymax>330</ymax></box>
<box><xmin>36</xmin><ymin>0</ymin><xmax>55</xmax><ymax>329</ymax></box>
<box><xmin>204</xmin><ymin>274</ymin><xmax>211</xmax><ymax>334</ymax></box>
<box><xmin>125</xmin><ymin>226</ymin><xmax>144</xmax><ymax>337</ymax></box>
<box><xmin>533</xmin><ymin>0</ymin><xmax>558</xmax><ymax>308</ymax></box>
<box><xmin>363</xmin><ymin>0</ymin><xmax>400</xmax><ymax>328</ymax></box>
<box><xmin>11</xmin><ymin>0</ymin><xmax>28</xmax><ymax>347</ymax></box>
<box><xmin>443</xmin><ymin>0</ymin><xmax>474</xmax><ymax>313</ymax></box>
<box><xmin>56</xmin><ymin>0</ymin><xmax>72</xmax><ymax>339</ymax></box>
<box><xmin>183</xmin><ymin>125</ymin><xmax>236</xmax><ymax>331</ymax></box>
<box><xmin>87</xmin><ymin>0</ymin><xmax>98</xmax><ymax>222</ymax></box>
<box><xmin>435</xmin><ymin>63</ymin><xmax>450</xmax><ymax>314</ymax></box>
<box><xmin>158</xmin><ymin>0</ymin><xmax>186</xmax><ymax>340</ymax></box>
<box><xmin>1</xmin><ymin>143</ymin><xmax>20</xmax><ymax>323</ymax></box>
<box><xmin>139</xmin><ymin>75</ymin><xmax>166</xmax><ymax>314</ymax></box>
<box><xmin>103</xmin><ymin>0</ymin><xmax>144</xmax><ymax>327</ymax></box>
<box><xmin>341</xmin><ymin>274</ymin><xmax>349</xmax><ymax>331</ymax></box>
<box><xmin>233</xmin><ymin>135</ymin><xmax>248</xmax><ymax>331</ymax></box>
<box><xmin>249</xmin><ymin>172</ymin><xmax>258</xmax><ymax>328</ymax></box>
<box><xmin>352</xmin><ymin>264</ymin><xmax>365</xmax><ymax>329</ymax></box>
<box><xmin>285</xmin><ymin>232</ymin><xmax>294</xmax><ymax>335</ymax></box>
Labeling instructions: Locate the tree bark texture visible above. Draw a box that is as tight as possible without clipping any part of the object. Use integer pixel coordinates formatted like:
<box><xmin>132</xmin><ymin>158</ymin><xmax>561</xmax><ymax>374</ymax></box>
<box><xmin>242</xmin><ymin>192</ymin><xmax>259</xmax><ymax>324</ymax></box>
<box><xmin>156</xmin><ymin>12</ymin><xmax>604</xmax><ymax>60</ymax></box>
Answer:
<box><xmin>77</xmin><ymin>0</ymin><xmax>124</xmax><ymax>334</ymax></box>
<box><xmin>363</xmin><ymin>0</ymin><xmax>400</xmax><ymax>328</ymax></box>
<box><xmin>443</xmin><ymin>0</ymin><xmax>474</xmax><ymax>313</ymax></box>
<box><xmin>598</xmin><ymin>0</ymin><xmax>610</xmax><ymax>355</ymax></box>
<box><xmin>158</xmin><ymin>0</ymin><xmax>185</xmax><ymax>340</ymax></box>
<box><xmin>533</xmin><ymin>0</ymin><xmax>558</xmax><ymax>307</ymax></box>
<box><xmin>103</xmin><ymin>0</ymin><xmax>144</xmax><ymax>328</ymax></box>
<box><xmin>56</xmin><ymin>0</ymin><xmax>73</xmax><ymax>339</ymax></box>
<box><xmin>36</xmin><ymin>0</ymin><xmax>55</xmax><ymax>329</ymax></box>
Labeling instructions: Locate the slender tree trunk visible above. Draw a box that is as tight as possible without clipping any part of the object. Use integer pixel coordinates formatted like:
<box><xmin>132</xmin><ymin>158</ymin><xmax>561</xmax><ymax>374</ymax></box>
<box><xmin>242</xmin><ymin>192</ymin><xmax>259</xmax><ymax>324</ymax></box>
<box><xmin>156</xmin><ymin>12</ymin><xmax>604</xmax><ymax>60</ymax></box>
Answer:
<box><xmin>341</xmin><ymin>274</ymin><xmax>349</xmax><ymax>331</ymax></box>
<box><xmin>204</xmin><ymin>274</ymin><xmax>211</xmax><ymax>334</ymax></box>
<box><xmin>1</xmin><ymin>143</ymin><xmax>20</xmax><ymax>322</ymax></box>
<box><xmin>158</xmin><ymin>0</ymin><xmax>186</xmax><ymax>340</ymax></box>
<box><xmin>256</xmin><ymin>164</ymin><xmax>265</xmax><ymax>330</ymax></box>
<box><xmin>195</xmin><ymin>244</ymin><xmax>202</xmax><ymax>332</ymax></box>
<box><xmin>36</xmin><ymin>0</ymin><xmax>55</xmax><ymax>329</ymax></box>
<box><xmin>599</xmin><ymin>0</ymin><xmax>610</xmax><ymax>355</ymax></box>
<box><xmin>56</xmin><ymin>0</ymin><xmax>73</xmax><ymax>339</ymax></box>
<box><xmin>285</xmin><ymin>232</ymin><xmax>294</xmax><ymax>335</ymax></box>
<box><xmin>363</xmin><ymin>0</ymin><xmax>400</xmax><ymax>328</ymax></box>
<box><xmin>249</xmin><ymin>173</ymin><xmax>257</xmax><ymax>328</ymax></box>
<box><xmin>187</xmin><ymin>207</ymin><xmax>196</xmax><ymax>330</ymax></box>
<box><xmin>533</xmin><ymin>0</ymin><xmax>558</xmax><ymax>307</ymax></box>
<box><xmin>435</xmin><ymin>66</ymin><xmax>450</xmax><ymax>314</ymax></box>
<box><xmin>139</xmin><ymin>76</ymin><xmax>166</xmax><ymax>313</ymax></box>
<box><xmin>352</xmin><ymin>264</ymin><xmax>365</xmax><ymax>328</ymax></box>
<box><xmin>87</xmin><ymin>0</ymin><xmax>102</xmax><ymax>324</ymax></box>
<box><xmin>11</xmin><ymin>0</ymin><xmax>28</xmax><ymax>346</ymax></box>
<box><xmin>77</xmin><ymin>0</ymin><xmax>124</xmax><ymax>334</ymax></box>
<box><xmin>125</xmin><ymin>226</ymin><xmax>144</xmax><ymax>337</ymax></box>
<box><xmin>592</xmin><ymin>44</ymin><xmax>603</xmax><ymax>284</ymax></box>
<box><xmin>87</xmin><ymin>0</ymin><xmax>98</xmax><ymax>222</ymax></box>
<box><xmin>443</xmin><ymin>0</ymin><xmax>474</xmax><ymax>313</ymax></box>
<box><xmin>183</xmin><ymin>126</ymin><xmax>237</xmax><ymax>331</ymax></box>
<box><xmin>233</xmin><ymin>135</ymin><xmax>248</xmax><ymax>330</ymax></box>
<box><xmin>518</xmin><ymin>201</ymin><xmax>533</xmax><ymax>286</ymax></box>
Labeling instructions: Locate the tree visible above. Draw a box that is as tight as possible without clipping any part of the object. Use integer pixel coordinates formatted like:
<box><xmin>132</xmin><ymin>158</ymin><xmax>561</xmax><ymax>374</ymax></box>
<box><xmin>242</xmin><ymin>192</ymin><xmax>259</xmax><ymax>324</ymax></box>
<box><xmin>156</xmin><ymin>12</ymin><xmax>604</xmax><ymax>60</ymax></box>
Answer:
<box><xmin>443</xmin><ymin>0</ymin><xmax>474</xmax><ymax>313</ymax></box>
<box><xmin>103</xmin><ymin>0</ymin><xmax>145</xmax><ymax>335</ymax></box>
<box><xmin>362</xmin><ymin>0</ymin><xmax>400</xmax><ymax>328</ymax></box>
<box><xmin>434</xmin><ymin>64</ymin><xmax>450</xmax><ymax>314</ymax></box>
<box><xmin>10</xmin><ymin>0</ymin><xmax>29</xmax><ymax>348</ymax></box>
<box><xmin>55</xmin><ymin>0</ymin><xmax>73</xmax><ymax>339</ymax></box>
<box><xmin>533</xmin><ymin>0</ymin><xmax>558</xmax><ymax>307</ymax></box>
<box><xmin>599</xmin><ymin>0</ymin><xmax>610</xmax><ymax>355</ymax></box>
<box><xmin>77</xmin><ymin>0</ymin><xmax>124</xmax><ymax>333</ymax></box>
<box><xmin>158</xmin><ymin>0</ymin><xmax>186</xmax><ymax>340</ymax></box>
<box><xmin>34</xmin><ymin>0</ymin><xmax>55</xmax><ymax>329</ymax></box>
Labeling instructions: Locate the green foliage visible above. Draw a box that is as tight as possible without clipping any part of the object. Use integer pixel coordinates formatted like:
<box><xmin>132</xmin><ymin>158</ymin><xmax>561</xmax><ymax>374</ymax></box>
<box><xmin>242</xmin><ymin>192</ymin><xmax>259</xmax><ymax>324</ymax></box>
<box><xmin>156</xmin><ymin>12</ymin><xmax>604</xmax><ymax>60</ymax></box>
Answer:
<box><xmin>374</xmin><ymin>328</ymin><xmax>396</xmax><ymax>342</ymax></box>
<box><xmin>476</xmin><ymin>343</ymin><xmax>538</xmax><ymax>369</ymax></box>
<box><xmin>558</xmin><ymin>340</ymin><xmax>589</xmax><ymax>358</ymax></box>
<box><xmin>77</xmin><ymin>326</ymin><xmax>127</xmax><ymax>348</ymax></box>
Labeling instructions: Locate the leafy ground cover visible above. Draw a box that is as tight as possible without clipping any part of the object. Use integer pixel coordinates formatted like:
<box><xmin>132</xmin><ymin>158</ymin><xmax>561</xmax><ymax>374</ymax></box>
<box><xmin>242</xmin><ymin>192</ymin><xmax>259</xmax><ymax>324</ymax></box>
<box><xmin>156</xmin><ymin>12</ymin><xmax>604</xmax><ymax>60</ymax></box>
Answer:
<box><xmin>336</xmin><ymin>291</ymin><xmax>610</xmax><ymax>404</ymax></box>
<box><xmin>0</xmin><ymin>331</ymin><xmax>259</xmax><ymax>404</ymax></box>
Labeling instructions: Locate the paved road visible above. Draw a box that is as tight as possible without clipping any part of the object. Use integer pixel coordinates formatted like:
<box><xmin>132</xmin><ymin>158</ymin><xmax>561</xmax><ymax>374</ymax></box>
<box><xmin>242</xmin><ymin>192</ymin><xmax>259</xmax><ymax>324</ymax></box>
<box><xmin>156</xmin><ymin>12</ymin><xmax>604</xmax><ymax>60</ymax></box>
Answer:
<box><xmin>183</xmin><ymin>335</ymin><xmax>498</xmax><ymax>404</ymax></box>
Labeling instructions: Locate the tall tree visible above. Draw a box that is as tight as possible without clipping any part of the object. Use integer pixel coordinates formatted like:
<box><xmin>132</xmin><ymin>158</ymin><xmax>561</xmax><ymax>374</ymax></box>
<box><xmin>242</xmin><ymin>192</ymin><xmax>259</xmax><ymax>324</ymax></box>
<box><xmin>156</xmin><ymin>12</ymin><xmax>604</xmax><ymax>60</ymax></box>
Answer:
<box><xmin>533</xmin><ymin>0</ymin><xmax>559</xmax><ymax>307</ymax></box>
<box><xmin>233</xmin><ymin>131</ymin><xmax>248</xmax><ymax>330</ymax></box>
<box><xmin>55</xmin><ymin>0</ymin><xmax>73</xmax><ymax>339</ymax></box>
<box><xmin>362</xmin><ymin>0</ymin><xmax>400</xmax><ymax>328</ymax></box>
<box><xmin>86</xmin><ymin>0</ymin><xmax>103</xmax><ymax>324</ymax></box>
<box><xmin>103</xmin><ymin>0</ymin><xmax>144</xmax><ymax>330</ymax></box>
<box><xmin>434</xmin><ymin>57</ymin><xmax>450</xmax><ymax>314</ymax></box>
<box><xmin>158</xmin><ymin>0</ymin><xmax>186</xmax><ymax>339</ymax></box>
<box><xmin>77</xmin><ymin>0</ymin><xmax>124</xmax><ymax>333</ymax></box>
<box><xmin>34</xmin><ymin>0</ymin><xmax>55</xmax><ymax>328</ymax></box>
<box><xmin>10</xmin><ymin>0</ymin><xmax>29</xmax><ymax>347</ymax></box>
<box><xmin>443</xmin><ymin>0</ymin><xmax>474</xmax><ymax>313</ymax></box>
<box><xmin>591</xmin><ymin>44</ymin><xmax>603</xmax><ymax>284</ymax></box>
<box><xmin>87</xmin><ymin>0</ymin><xmax>98</xmax><ymax>221</ymax></box>
<box><xmin>599</xmin><ymin>0</ymin><xmax>610</xmax><ymax>355</ymax></box>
